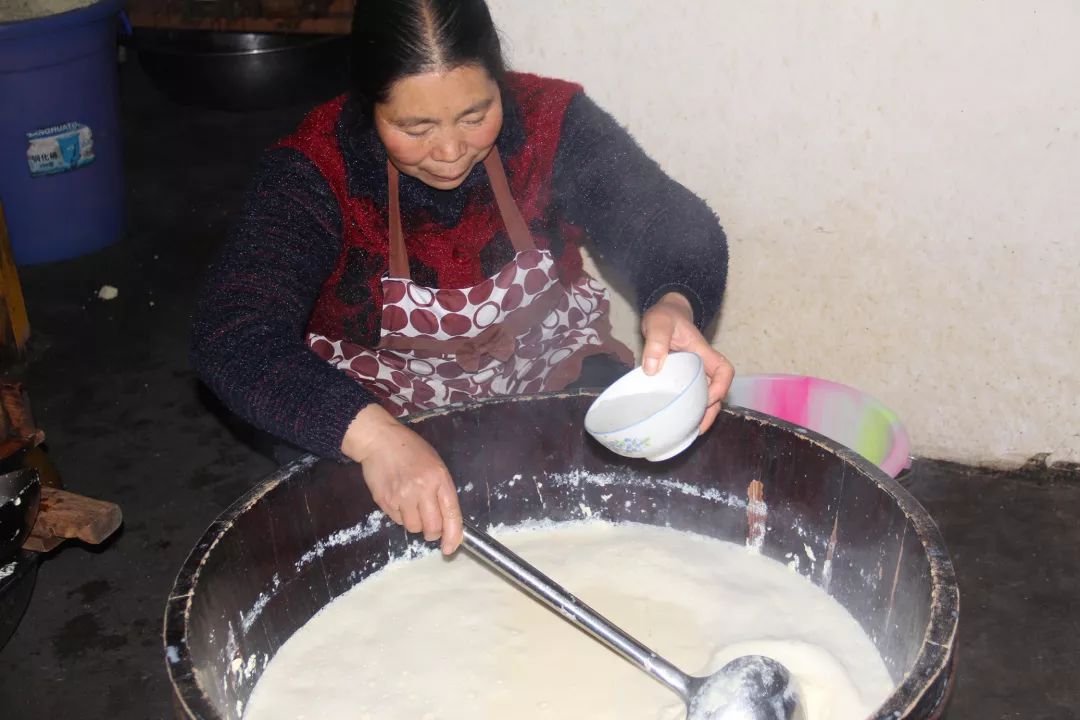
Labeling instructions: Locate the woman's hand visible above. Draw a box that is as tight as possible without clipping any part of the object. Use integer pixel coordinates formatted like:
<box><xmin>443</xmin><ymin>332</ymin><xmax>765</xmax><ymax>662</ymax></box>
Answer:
<box><xmin>641</xmin><ymin>292</ymin><xmax>734</xmax><ymax>434</ymax></box>
<box><xmin>341</xmin><ymin>404</ymin><xmax>464</xmax><ymax>555</ymax></box>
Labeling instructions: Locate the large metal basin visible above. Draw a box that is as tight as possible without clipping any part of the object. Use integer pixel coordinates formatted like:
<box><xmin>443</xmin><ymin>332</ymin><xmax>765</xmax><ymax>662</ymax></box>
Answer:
<box><xmin>164</xmin><ymin>392</ymin><xmax>958</xmax><ymax>719</ymax></box>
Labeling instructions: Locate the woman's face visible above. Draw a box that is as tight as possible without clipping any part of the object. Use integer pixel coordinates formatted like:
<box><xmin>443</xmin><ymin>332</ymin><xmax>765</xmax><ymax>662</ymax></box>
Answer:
<box><xmin>375</xmin><ymin>65</ymin><xmax>503</xmax><ymax>190</ymax></box>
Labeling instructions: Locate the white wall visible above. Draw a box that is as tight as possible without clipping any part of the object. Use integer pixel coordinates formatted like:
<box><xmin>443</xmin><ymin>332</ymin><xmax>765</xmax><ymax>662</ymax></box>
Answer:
<box><xmin>488</xmin><ymin>0</ymin><xmax>1080</xmax><ymax>465</ymax></box>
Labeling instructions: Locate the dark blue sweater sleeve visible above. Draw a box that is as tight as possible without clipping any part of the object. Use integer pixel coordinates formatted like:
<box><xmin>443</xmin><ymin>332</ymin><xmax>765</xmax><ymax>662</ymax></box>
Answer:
<box><xmin>552</xmin><ymin>93</ymin><xmax>729</xmax><ymax>331</ymax></box>
<box><xmin>190</xmin><ymin>147</ymin><xmax>376</xmax><ymax>459</ymax></box>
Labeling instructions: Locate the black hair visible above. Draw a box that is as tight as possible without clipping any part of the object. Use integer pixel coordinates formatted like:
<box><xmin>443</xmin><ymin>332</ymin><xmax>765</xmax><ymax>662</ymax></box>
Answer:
<box><xmin>350</xmin><ymin>0</ymin><xmax>507</xmax><ymax>112</ymax></box>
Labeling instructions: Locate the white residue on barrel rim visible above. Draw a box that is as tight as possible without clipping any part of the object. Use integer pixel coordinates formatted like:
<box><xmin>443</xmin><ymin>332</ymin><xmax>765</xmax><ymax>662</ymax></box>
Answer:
<box><xmin>547</xmin><ymin>469</ymin><xmax>619</xmax><ymax>488</ymax></box>
<box><xmin>545</xmin><ymin>469</ymin><xmax>745</xmax><ymax>509</ymax></box>
<box><xmin>224</xmin><ymin>616</ymin><xmax>269</xmax><ymax>704</ymax></box>
<box><xmin>486</xmin><ymin>516</ymin><xmax>584</xmax><ymax>537</ymax></box>
<box><xmin>657</xmin><ymin>478</ymin><xmax>745</xmax><ymax>508</ymax></box>
<box><xmin>533</xmin><ymin>477</ymin><xmax>546</xmax><ymax>507</ymax></box>
<box><xmin>0</xmin><ymin>561</ymin><xmax>16</xmax><ymax>581</ymax></box>
<box><xmin>223</xmin><ymin>621</ymin><xmax>239</xmax><ymax>695</ymax></box>
<box><xmin>784</xmin><ymin>537</ymin><xmax>825</xmax><ymax>577</ymax></box>
<box><xmin>241</xmin><ymin>654</ymin><xmax>262</xmax><ymax>681</ymax></box>
<box><xmin>241</xmin><ymin>573</ymin><xmax>281</xmax><ymax>633</ymax></box>
<box><xmin>294</xmin><ymin>510</ymin><xmax>386</xmax><ymax>572</ymax></box>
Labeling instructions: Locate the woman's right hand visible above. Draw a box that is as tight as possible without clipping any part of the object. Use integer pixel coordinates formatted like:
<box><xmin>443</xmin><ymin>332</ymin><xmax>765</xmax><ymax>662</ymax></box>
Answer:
<box><xmin>341</xmin><ymin>404</ymin><xmax>464</xmax><ymax>555</ymax></box>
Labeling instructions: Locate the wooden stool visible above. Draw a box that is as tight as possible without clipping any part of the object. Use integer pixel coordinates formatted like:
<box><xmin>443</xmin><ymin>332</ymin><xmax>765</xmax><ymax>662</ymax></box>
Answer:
<box><xmin>1</xmin><ymin>382</ymin><xmax>122</xmax><ymax>552</ymax></box>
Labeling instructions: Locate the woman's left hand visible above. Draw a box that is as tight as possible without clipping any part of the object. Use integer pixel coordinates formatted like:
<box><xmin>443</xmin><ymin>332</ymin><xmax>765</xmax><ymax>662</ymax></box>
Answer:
<box><xmin>641</xmin><ymin>292</ymin><xmax>734</xmax><ymax>435</ymax></box>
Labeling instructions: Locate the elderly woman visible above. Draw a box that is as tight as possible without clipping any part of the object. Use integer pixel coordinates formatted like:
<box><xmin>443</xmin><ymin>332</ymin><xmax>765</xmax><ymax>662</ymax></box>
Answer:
<box><xmin>192</xmin><ymin>0</ymin><xmax>732</xmax><ymax>555</ymax></box>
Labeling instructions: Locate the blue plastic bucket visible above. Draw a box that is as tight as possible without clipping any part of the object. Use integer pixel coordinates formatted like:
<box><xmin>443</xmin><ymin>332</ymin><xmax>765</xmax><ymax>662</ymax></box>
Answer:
<box><xmin>0</xmin><ymin>0</ymin><xmax>125</xmax><ymax>265</ymax></box>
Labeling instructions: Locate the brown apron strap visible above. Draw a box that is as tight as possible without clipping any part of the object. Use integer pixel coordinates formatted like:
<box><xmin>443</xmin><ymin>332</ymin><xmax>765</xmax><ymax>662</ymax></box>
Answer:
<box><xmin>384</xmin><ymin>147</ymin><xmax>537</xmax><ymax>280</ymax></box>
<box><xmin>386</xmin><ymin>161</ymin><xmax>410</xmax><ymax>279</ymax></box>
<box><xmin>482</xmin><ymin>147</ymin><xmax>537</xmax><ymax>253</ymax></box>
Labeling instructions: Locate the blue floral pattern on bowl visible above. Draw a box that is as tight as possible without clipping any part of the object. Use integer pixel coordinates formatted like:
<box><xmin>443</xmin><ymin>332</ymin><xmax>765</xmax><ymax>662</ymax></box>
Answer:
<box><xmin>607</xmin><ymin>436</ymin><xmax>651</xmax><ymax>455</ymax></box>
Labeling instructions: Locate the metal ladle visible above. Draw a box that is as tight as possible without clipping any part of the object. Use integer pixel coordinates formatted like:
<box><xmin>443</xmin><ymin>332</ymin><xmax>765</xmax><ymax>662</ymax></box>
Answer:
<box><xmin>461</xmin><ymin>521</ymin><xmax>803</xmax><ymax>720</ymax></box>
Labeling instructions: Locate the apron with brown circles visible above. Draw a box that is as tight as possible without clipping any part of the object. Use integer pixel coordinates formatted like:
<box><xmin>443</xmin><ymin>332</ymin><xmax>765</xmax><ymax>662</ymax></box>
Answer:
<box><xmin>307</xmin><ymin>147</ymin><xmax>634</xmax><ymax>417</ymax></box>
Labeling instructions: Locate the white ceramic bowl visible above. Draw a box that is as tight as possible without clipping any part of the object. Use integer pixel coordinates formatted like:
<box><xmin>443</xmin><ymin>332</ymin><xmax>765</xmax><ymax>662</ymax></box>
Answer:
<box><xmin>584</xmin><ymin>352</ymin><xmax>707</xmax><ymax>462</ymax></box>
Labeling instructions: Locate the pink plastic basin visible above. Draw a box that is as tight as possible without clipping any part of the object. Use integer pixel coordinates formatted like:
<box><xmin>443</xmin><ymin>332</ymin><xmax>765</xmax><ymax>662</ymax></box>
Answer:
<box><xmin>726</xmin><ymin>374</ymin><xmax>911</xmax><ymax>478</ymax></box>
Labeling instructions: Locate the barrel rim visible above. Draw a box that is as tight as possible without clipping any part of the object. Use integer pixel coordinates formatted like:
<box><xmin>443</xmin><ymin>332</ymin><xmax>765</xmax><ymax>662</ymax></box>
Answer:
<box><xmin>163</xmin><ymin>391</ymin><xmax>958</xmax><ymax>719</ymax></box>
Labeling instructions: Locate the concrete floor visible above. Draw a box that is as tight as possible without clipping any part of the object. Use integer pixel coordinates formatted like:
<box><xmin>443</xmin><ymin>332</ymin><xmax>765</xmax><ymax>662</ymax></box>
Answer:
<box><xmin>1</xmin><ymin>61</ymin><xmax>1077</xmax><ymax>719</ymax></box>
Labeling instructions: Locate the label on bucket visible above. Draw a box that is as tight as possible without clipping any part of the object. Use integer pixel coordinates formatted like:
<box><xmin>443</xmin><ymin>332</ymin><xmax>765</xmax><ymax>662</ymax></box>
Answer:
<box><xmin>26</xmin><ymin>122</ymin><xmax>96</xmax><ymax>178</ymax></box>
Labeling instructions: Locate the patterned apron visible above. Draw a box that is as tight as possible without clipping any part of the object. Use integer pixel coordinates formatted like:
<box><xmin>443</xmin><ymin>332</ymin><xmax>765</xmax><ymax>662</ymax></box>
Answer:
<box><xmin>308</xmin><ymin>148</ymin><xmax>634</xmax><ymax>417</ymax></box>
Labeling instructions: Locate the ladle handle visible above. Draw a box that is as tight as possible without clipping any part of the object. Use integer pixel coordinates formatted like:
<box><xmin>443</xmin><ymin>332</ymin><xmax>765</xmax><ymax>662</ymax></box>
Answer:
<box><xmin>460</xmin><ymin>521</ymin><xmax>693</xmax><ymax>700</ymax></box>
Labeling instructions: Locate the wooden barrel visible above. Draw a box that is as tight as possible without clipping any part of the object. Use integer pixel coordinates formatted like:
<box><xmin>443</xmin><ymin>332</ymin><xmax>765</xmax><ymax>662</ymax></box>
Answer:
<box><xmin>164</xmin><ymin>392</ymin><xmax>958</xmax><ymax>719</ymax></box>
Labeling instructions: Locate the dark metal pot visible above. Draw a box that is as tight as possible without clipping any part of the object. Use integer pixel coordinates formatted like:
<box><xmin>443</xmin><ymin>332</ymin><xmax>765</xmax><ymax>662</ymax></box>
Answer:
<box><xmin>164</xmin><ymin>392</ymin><xmax>959</xmax><ymax>719</ymax></box>
<box><xmin>0</xmin><ymin>468</ymin><xmax>41</xmax><ymax>650</ymax></box>
<box><xmin>130</xmin><ymin>29</ymin><xmax>350</xmax><ymax>112</ymax></box>
<box><xmin>0</xmin><ymin>469</ymin><xmax>39</xmax><ymax>564</ymax></box>
<box><xmin>0</xmin><ymin>550</ymin><xmax>38</xmax><ymax>651</ymax></box>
